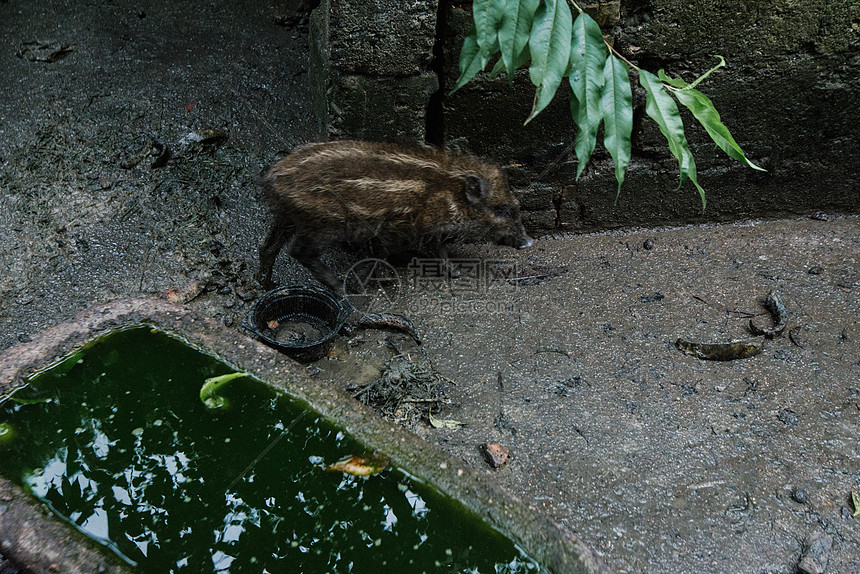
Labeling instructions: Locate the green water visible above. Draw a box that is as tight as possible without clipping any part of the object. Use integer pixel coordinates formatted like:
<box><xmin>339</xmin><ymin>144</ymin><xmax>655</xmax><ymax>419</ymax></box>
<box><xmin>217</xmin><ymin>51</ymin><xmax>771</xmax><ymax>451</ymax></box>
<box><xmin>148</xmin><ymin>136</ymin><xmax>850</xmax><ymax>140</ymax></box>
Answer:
<box><xmin>0</xmin><ymin>328</ymin><xmax>542</xmax><ymax>573</ymax></box>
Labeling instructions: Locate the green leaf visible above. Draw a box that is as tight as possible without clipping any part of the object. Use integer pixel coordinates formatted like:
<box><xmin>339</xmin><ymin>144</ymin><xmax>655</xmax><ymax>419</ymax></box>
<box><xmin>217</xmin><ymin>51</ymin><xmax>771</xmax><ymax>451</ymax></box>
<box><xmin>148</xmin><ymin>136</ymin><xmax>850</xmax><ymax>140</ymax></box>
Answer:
<box><xmin>672</xmin><ymin>88</ymin><xmax>765</xmax><ymax>172</ymax></box>
<box><xmin>473</xmin><ymin>0</ymin><xmax>506</xmax><ymax>60</ymax></box>
<box><xmin>200</xmin><ymin>371</ymin><xmax>247</xmax><ymax>411</ymax></box>
<box><xmin>526</xmin><ymin>0</ymin><xmax>572</xmax><ymax>124</ymax></box>
<box><xmin>659</xmin><ymin>62</ymin><xmax>764</xmax><ymax>172</ymax></box>
<box><xmin>601</xmin><ymin>55</ymin><xmax>633</xmax><ymax>196</ymax></box>
<box><xmin>489</xmin><ymin>44</ymin><xmax>530</xmax><ymax>79</ymax></box>
<box><xmin>497</xmin><ymin>0</ymin><xmax>539</xmax><ymax>80</ymax></box>
<box><xmin>639</xmin><ymin>69</ymin><xmax>706</xmax><ymax>210</ymax></box>
<box><xmin>568</xmin><ymin>12</ymin><xmax>607</xmax><ymax>178</ymax></box>
<box><xmin>451</xmin><ymin>26</ymin><xmax>485</xmax><ymax>94</ymax></box>
<box><xmin>657</xmin><ymin>69</ymin><xmax>688</xmax><ymax>89</ymax></box>
<box><xmin>673</xmin><ymin>88</ymin><xmax>766</xmax><ymax>172</ymax></box>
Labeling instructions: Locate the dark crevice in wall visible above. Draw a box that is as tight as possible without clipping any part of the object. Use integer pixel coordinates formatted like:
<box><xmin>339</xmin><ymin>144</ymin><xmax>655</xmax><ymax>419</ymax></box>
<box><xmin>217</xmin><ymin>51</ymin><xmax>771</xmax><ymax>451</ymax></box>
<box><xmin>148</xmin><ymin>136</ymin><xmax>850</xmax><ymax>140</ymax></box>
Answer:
<box><xmin>551</xmin><ymin>194</ymin><xmax>564</xmax><ymax>228</ymax></box>
<box><xmin>425</xmin><ymin>0</ymin><xmax>451</xmax><ymax>146</ymax></box>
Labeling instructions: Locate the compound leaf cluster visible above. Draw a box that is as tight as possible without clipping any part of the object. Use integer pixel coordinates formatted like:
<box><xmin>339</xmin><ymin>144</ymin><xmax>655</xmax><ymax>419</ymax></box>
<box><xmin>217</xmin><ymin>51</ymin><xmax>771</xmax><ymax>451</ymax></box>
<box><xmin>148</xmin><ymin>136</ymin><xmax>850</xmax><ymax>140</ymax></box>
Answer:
<box><xmin>453</xmin><ymin>0</ymin><xmax>765</xmax><ymax>210</ymax></box>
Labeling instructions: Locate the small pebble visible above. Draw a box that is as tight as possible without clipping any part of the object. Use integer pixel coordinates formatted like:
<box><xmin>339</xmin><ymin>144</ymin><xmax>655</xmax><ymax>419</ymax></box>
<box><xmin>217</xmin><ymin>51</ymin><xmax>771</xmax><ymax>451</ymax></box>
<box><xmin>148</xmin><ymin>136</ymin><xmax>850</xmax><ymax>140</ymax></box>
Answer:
<box><xmin>480</xmin><ymin>443</ymin><xmax>510</xmax><ymax>469</ymax></box>
<box><xmin>791</xmin><ymin>488</ymin><xmax>809</xmax><ymax>504</ymax></box>
<box><xmin>797</xmin><ymin>531</ymin><xmax>832</xmax><ymax>574</ymax></box>
<box><xmin>643</xmin><ymin>238</ymin><xmax>654</xmax><ymax>250</ymax></box>
<box><xmin>236</xmin><ymin>288</ymin><xmax>256</xmax><ymax>302</ymax></box>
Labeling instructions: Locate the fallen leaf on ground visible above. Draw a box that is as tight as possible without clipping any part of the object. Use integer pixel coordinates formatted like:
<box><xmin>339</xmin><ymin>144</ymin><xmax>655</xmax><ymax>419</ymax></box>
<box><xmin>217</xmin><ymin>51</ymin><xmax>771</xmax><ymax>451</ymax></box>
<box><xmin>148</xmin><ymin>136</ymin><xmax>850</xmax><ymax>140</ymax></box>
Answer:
<box><xmin>429</xmin><ymin>410</ymin><xmax>466</xmax><ymax>429</ymax></box>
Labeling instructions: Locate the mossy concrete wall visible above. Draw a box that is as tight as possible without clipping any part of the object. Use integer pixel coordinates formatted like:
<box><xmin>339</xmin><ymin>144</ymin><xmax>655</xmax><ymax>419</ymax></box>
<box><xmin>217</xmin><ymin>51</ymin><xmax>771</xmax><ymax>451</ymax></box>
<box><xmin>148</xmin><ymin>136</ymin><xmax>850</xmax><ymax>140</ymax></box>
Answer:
<box><xmin>310</xmin><ymin>0</ymin><xmax>859</xmax><ymax>230</ymax></box>
<box><xmin>309</xmin><ymin>0</ymin><xmax>439</xmax><ymax>142</ymax></box>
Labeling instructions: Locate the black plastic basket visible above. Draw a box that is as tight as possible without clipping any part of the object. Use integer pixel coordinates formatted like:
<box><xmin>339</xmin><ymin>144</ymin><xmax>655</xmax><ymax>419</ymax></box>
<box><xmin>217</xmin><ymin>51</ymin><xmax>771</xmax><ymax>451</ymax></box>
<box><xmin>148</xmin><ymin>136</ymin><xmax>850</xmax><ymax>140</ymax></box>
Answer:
<box><xmin>243</xmin><ymin>285</ymin><xmax>351</xmax><ymax>362</ymax></box>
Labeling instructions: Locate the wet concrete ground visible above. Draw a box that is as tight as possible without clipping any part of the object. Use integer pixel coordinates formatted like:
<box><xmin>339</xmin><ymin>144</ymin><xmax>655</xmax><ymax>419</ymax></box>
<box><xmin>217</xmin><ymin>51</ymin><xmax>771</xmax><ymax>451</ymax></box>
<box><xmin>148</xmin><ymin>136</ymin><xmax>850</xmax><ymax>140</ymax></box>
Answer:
<box><xmin>397</xmin><ymin>221</ymin><xmax>860</xmax><ymax>573</ymax></box>
<box><xmin>2</xmin><ymin>1</ymin><xmax>859</xmax><ymax>572</ymax></box>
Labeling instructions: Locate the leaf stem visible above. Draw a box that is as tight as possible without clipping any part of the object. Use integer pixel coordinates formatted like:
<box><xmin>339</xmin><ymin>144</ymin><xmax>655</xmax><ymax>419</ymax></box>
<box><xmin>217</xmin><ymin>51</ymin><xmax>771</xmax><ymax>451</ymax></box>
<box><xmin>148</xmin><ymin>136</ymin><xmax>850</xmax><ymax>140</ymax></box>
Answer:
<box><xmin>687</xmin><ymin>55</ymin><xmax>726</xmax><ymax>89</ymax></box>
<box><xmin>566</xmin><ymin>0</ymin><xmax>584</xmax><ymax>15</ymax></box>
<box><xmin>603</xmin><ymin>38</ymin><xmax>638</xmax><ymax>71</ymax></box>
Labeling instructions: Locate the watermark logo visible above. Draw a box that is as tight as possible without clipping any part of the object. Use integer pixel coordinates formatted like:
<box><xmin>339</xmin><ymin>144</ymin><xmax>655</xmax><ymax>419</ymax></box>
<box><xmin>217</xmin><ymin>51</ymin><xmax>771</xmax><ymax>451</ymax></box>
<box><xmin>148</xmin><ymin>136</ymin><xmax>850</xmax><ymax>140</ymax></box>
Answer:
<box><xmin>343</xmin><ymin>257</ymin><xmax>520</xmax><ymax>315</ymax></box>
<box><xmin>406</xmin><ymin>297</ymin><xmax>516</xmax><ymax>316</ymax></box>
<box><xmin>343</xmin><ymin>258</ymin><xmax>401</xmax><ymax>312</ymax></box>
<box><xmin>406</xmin><ymin>258</ymin><xmax>520</xmax><ymax>295</ymax></box>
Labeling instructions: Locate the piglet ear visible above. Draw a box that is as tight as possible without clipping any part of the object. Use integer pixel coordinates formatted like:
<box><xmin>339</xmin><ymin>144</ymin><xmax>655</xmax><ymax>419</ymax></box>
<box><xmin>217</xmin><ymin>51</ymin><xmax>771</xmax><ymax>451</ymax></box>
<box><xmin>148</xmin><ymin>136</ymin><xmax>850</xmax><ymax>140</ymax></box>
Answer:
<box><xmin>464</xmin><ymin>174</ymin><xmax>490</xmax><ymax>205</ymax></box>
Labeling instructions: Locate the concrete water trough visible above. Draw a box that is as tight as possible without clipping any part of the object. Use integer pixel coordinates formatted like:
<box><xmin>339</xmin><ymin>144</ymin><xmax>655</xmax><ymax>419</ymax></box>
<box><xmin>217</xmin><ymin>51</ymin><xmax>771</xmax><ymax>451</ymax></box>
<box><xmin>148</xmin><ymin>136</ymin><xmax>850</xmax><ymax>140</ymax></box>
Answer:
<box><xmin>0</xmin><ymin>298</ymin><xmax>609</xmax><ymax>574</ymax></box>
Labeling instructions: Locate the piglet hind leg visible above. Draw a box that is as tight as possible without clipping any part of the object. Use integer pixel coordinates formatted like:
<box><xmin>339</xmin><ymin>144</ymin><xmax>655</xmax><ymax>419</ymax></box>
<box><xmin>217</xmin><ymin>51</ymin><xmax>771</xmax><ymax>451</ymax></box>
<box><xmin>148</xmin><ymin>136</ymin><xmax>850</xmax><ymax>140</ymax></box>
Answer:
<box><xmin>257</xmin><ymin>222</ymin><xmax>295</xmax><ymax>289</ymax></box>
<box><xmin>291</xmin><ymin>239</ymin><xmax>345</xmax><ymax>293</ymax></box>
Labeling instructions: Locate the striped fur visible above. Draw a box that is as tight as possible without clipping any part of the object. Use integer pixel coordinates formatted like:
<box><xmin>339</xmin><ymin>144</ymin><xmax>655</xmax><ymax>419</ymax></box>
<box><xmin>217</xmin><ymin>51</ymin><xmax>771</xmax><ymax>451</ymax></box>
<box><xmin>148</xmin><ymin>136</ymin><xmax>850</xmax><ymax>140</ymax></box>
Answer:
<box><xmin>258</xmin><ymin>140</ymin><xmax>533</xmax><ymax>291</ymax></box>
